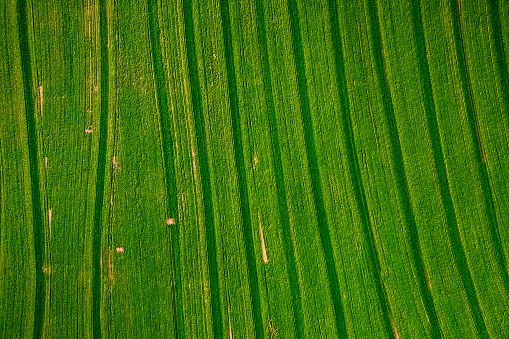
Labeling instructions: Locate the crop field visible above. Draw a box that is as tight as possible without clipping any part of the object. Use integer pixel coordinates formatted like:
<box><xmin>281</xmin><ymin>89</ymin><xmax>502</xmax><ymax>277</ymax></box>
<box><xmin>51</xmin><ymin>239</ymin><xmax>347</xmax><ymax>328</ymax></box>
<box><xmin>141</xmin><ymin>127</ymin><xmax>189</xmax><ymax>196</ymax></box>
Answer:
<box><xmin>1</xmin><ymin>0</ymin><xmax>509</xmax><ymax>338</ymax></box>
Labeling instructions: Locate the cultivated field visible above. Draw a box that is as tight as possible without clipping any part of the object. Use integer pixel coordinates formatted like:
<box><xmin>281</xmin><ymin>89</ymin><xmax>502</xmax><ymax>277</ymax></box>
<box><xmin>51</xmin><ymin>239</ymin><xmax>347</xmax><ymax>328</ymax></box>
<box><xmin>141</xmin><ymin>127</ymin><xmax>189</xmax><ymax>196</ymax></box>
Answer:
<box><xmin>1</xmin><ymin>0</ymin><xmax>508</xmax><ymax>338</ymax></box>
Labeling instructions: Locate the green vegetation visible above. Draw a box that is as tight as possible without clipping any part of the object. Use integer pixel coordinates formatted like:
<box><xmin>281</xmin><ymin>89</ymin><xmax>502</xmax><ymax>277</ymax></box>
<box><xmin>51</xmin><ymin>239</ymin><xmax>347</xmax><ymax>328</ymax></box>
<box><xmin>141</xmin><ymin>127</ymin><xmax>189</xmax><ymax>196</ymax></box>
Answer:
<box><xmin>1</xmin><ymin>0</ymin><xmax>508</xmax><ymax>338</ymax></box>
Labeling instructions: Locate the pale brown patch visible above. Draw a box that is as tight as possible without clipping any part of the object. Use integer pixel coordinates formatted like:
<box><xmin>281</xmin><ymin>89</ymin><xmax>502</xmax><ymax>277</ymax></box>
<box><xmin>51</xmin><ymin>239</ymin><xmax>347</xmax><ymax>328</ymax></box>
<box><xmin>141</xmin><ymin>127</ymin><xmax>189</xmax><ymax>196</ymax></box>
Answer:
<box><xmin>85</xmin><ymin>128</ymin><xmax>93</xmax><ymax>134</ymax></box>
<box><xmin>112</xmin><ymin>156</ymin><xmax>120</xmax><ymax>172</ymax></box>
<box><xmin>108</xmin><ymin>250</ymin><xmax>114</xmax><ymax>282</ymax></box>
<box><xmin>192</xmin><ymin>150</ymin><xmax>197</xmax><ymax>180</ymax></box>
<box><xmin>39</xmin><ymin>86</ymin><xmax>43</xmax><ymax>116</ymax></box>
<box><xmin>258</xmin><ymin>213</ymin><xmax>268</xmax><ymax>263</ymax></box>
<box><xmin>116</xmin><ymin>247</ymin><xmax>124</xmax><ymax>252</ymax></box>
<box><xmin>42</xmin><ymin>264</ymin><xmax>52</xmax><ymax>275</ymax></box>
<box><xmin>48</xmin><ymin>209</ymin><xmax>52</xmax><ymax>233</ymax></box>
<box><xmin>227</xmin><ymin>299</ymin><xmax>233</xmax><ymax>339</ymax></box>
<box><xmin>94</xmin><ymin>85</ymin><xmax>98</xmax><ymax>92</ymax></box>
<box><xmin>253</xmin><ymin>152</ymin><xmax>258</xmax><ymax>170</ymax></box>
<box><xmin>390</xmin><ymin>317</ymin><xmax>400</xmax><ymax>339</ymax></box>
<box><xmin>229</xmin><ymin>315</ymin><xmax>233</xmax><ymax>339</ymax></box>
<box><xmin>110</xmin><ymin>194</ymin><xmax>113</xmax><ymax>206</ymax></box>
<box><xmin>166</xmin><ymin>218</ymin><xmax>175</xmax><ymax>225</ymax></box>
<box><xmin>44</xmin><ymin>157</ymin><xmax>48</xmax><ymax>169</ymax></box>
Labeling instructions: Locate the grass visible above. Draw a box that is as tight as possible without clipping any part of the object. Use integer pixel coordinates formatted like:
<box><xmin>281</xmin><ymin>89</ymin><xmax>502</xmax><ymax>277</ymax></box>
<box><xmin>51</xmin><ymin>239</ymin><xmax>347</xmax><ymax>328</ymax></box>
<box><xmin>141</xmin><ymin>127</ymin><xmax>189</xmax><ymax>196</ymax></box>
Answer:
<box><xmin>1</xmin><ymin>0</ymin><xmax>508</xmax><ymax>338</ymax></box>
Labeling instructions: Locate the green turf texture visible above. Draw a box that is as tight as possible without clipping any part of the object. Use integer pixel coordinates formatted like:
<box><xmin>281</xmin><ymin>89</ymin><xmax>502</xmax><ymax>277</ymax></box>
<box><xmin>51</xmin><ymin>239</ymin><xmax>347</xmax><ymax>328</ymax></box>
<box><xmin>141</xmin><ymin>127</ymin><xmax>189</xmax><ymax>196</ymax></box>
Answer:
<box><xmin>1</xmin><ymin>0</ymin><xmax>508</xmax><ymax>338</ymax></box>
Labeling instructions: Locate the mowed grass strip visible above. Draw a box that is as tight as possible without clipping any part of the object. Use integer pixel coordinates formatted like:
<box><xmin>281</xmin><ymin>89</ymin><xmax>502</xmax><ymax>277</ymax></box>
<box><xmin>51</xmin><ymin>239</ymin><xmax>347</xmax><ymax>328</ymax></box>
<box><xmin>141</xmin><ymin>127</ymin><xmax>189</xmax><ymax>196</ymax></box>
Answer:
<box><xmin>254</xmin><ymin>1</ymin><xmax>328</xmax><ymax>337</ymax></box>
<box><xmin>362</xmin><ymin>0</ymin><xmax>442</xmax><ymax>337</ymax></box>
<box><xmin>286</xmin><ymin>0</ymin><xmax>347</xmax><ymax>336</ymax></box>
<box><xmin>4</xmin><ymin>0</ymin><xmax>509</xmax><ymax>338</ymax></box>
<box><xmin>338</xmin><ymin>1</ymin><xmax>434</xmax><ymax>336</ymax></box>
<box><xmin>460</xmin><ymin>0</ymin><xmax>509</xmax><ymax>274</ymax></box>
<box><xmin>292</xmin><ymin>1</ymin><xmax>396</xmax><ymax>337</ymax></box>
<box><xmin>103</xmin><ymin>2</ymin><xmax>178</xmax><ymax>338</ymax></box>
<box><xmin>182</xmin><ymin>1</ymin><xmax>223</xmax><ymax>337</ymax></box>
<box><xmin>262</xmin><ymin>0</ymin><xmax>341</xmax><ymax>336</ymax></box>
<box><xmin>376</xmin><ymin>1</ymin><xmax>478</xmax><ymax>337</ymax></box>
<box><xmin>227</xmin><ymin>0</ymin><xmax>312</xmax><ymax>337</ymax></box>
<box><xmin>16</xmin><ymin>0</ymin><xmax>46</xmax><ymax>337</ymax></box>
<box><xmin>157</xmin><ymin>0</ymin><xmax>213</xmax><ymax>337</ymax></box>
<box><xmin>147</xmin><ymin>1</ymin><xmax>184</xmax><ymax>337</ymax></box>
<box><xmin>91</xmin><ymin>0</ymin><xmax>109</xmax><ymax>338</ymax></box>
<box><xmin>324</xmin><ymin>1</ymin><xmax>399</xmax><ymax>337</ymax></box>
<box><xmin>0</xmin><ymin>2</ymin><xmax>36</xmax><ymax>336</ymax></box>
<box><xmin>218</xmin><ymin>0</ymin><xmax>265</xmax><ymax>338</ymax></box>
<box><xmin>448</xmin><ymin>0</ymin><xmax>509</xmax><ymax>298</ymax></box>
<box><xmin>483</xmin><ymin>0</ymin><xmax>509</xmax><ymax>285</ymax></box>
<box><xmin>409</xmin><ymin>1</ymin><xmax>489</xmax><ymax>337</ymax></box>
<box><xmin>29</xmin><ymin>0</ymin><xmax>96</xmax><ymax>337</ymax></box>
<box><xmin>486</xmin><ymin>0</ymin><xmax>509</xmax><ymax>125</ymax></box>
<box><xmin>191</xmin><ymin>2</ymin><xmax>263</xmax><ymax>338</ymax></box>
<box><xmin>420</xmin><ymin>0</ymin><xmax>509</xmax><ymax>335</ymax></box>
<box><xmin>251</xmin><ymin>0</ymin><xmax>305</xmax><ymax>336</ymax></box>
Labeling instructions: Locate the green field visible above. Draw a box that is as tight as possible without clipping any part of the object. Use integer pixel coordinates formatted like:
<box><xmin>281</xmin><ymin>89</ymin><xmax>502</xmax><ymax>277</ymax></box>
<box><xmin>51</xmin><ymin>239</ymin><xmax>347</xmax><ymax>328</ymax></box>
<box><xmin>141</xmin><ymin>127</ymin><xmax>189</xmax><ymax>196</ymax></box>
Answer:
<box><xmin>1</xmin><ymin>0</ymin><xmax>508</xmax><ymax>338</ymax></box>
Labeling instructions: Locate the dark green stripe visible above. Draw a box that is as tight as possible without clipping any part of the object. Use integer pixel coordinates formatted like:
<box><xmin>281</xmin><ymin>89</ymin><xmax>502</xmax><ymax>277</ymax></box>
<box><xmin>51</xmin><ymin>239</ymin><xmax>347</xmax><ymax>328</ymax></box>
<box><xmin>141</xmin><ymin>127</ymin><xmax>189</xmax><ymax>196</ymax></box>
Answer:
<box><xmin>450</xmin><ymin>0</ymin><xmax>509</xmax><ymax>298</ymax></box>
<box><xmin>182</xmin><ymin>1</ymin><xmax>223</xmax><ymax>338</ymax></box>
<box><xmin>253</xmin><ymin>1</ymin><xmax>305</xmax><ymax>337</ymax></box>
<box><xmin>92</xmin><ymin>1</ymin><xmax>109</xmax><ymax>338</ymax></box>
<box><xmin>218</xmin><ymin>0</ymin><xmax>264</xmax><ymax>338</ymax></box>
<box><xmin>147</xmin><ymin>1</ymin><xmax>185</xmax><ymax>338</ymax></box>
<box><xmin>327</xmin><ymin>1</ymin><xmax>395</xmax><ymax>338</ymax></box>
<box><xmin>17</xmin><ymin>1</ymin><xmax>45</xmax><ymax>338</ymax></box>
<box><xmin>286</xmin><ymin>0</ymin><xmax>348</xmax><ymax>337</ymax></box>
<box><xmin>487</xmin><ymin>0</ymin><xmax>509</xmax><ymax>125</ymax></box>
<box><xmin>409</xmin><ymin>1</ymin><xmax>489</xmax><ymax>337</ymax></box>
<box><xmin>365</xmin><ymin>1</ymin><xmax>442</xmax><ymax>337</ymax></box>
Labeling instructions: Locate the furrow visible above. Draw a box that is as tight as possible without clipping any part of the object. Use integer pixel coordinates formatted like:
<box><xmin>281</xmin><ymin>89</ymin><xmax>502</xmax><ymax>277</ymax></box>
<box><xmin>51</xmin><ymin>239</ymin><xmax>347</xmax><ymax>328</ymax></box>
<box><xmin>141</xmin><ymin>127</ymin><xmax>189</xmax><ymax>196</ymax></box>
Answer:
<box><xmin>17</xmin><ymin>1</ymin><xmax>45</xmax><ymax>338</ymax></box>
<box><xmin>409</xmin><ymin>1</ymin><xmax>489</xmax><ymax>337</ymax></box>
<box><xmin>449</xmin><ymin>0</ymin><xmax>486</xmax><ymax>163</ymax></box>
<box><xmin>92</xmin><ymin>1</ymin><xmax>109</xmax><ymax>338</ymax></box>
<box><xmin>286</xmin><ymin>0</ymin><xmax>347</xmax><ymax>337</ymax></box>
<box><xmin>486</xmin><ymin>0</ymin><xmax>509</xmax><ymax>124</ymax></box>
<box><xmin>218</xmin><ymin>0</ymin><xmax>264</xmax><ymax>338</ymax></box>
<box><xmin>147</xmin><ymin>1</ymin><xmax>185</xmax><ymax>338</ymax></box>
<box><xmin>182</xmin><ymin>2</ymin><xmax>223</xmax><ymax>338</ymax></box>
<box><xmin>253</xmin><ymin>1</ymin><xmax>305</xmax><ymax>337</ymax></box>
<box><xmin>365</xmin><ymin>1</ymin><xmax>442</xmax><ymax>337</ymax></box>
<box><xmin>326</xmin><ymin>1</ymin><xmax>394</xmax><ymax>338</ymax></box>
<box><xmin>450</xmin><ymin>0</ymin><xmax>509</xmax><ymax>297</ymax></box>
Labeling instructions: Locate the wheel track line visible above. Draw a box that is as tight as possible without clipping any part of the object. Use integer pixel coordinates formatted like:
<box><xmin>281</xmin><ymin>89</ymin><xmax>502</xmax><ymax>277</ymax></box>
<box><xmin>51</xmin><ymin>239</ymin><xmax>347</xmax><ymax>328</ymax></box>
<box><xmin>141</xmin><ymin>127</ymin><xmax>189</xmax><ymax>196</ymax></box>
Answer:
<box><xmin>147</xmin><ymin>1</ymin><xmax>185</xmax><ymax>338</ymax></box>
<box><xmin>409</xmin><ymin>1</ymin><xmax>489</xmax><ymax>337</ymax></box>
<box><xmin>486</xmin><ymin>0</ymin><xmax>509</xmax><ymax>125</ymax></box>
<box><xmin>326</xmin><ymin>1</ymin><xmax>395</xmax><ymax>338</ymax></box>
<box><xmin>450</xmin><ymin>0</ymin><xmax>486</xmax><ymax>163</ymax></box>
<box><xmin>92</xmin><ymin>1</ymin><xmax>110</xmax><ymax>338</ymax></box>
<box><xmin>105</xmin><ymin>28</ymin><xmax>119</xmax><ymax>334</ymax></box>
<box><xmin>218</xmin><ymin>0</ymin><xmax>264</xmax><ymax>337</ymax></box>
<box><xmin>182</xmin><ymin>1</ymin><xmax>223</xmax><ymax>338</ymax></box>
<box><xmin>450</xmin><ymin>0</ymin><xmax>509</xmax><ymax>298</ymax></box>
<box><xmin>253</xmin><ymin>1</ymin><xmax>305</xmax><ymax>337</ymax></box>
<box><xmin>365</xmin><ymin>1</ymin><xmax>443</xmax><ymax>337</ymax></box>
<box><xmin>17</xmin><ymin>1</ymin><xmax>45</xmax><ymax>338</ymax></box>
<box><xmin>286</xmin><ymin>0</ymin><xmax>348</xmax><ymax>337</ymax></box>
